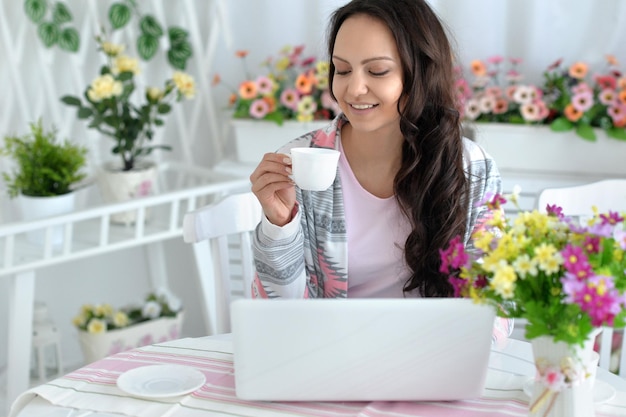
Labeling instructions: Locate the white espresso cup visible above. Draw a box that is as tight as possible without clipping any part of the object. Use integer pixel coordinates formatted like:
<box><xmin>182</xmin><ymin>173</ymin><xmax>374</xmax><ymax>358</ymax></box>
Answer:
<box><xmin>289</xmin><ymin>147</ymin><xmax>340</xmax><ymax>191</ymax></box>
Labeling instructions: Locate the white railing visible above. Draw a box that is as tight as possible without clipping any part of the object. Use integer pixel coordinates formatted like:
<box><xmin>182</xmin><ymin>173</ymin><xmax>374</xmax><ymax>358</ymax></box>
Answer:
<box><xmin>0</xmin><ymin>163</ymin><xmax>250</xmax><ymax>277</ymax></box>
<box><xmin>1</xmin><ymin>163</ymin><xmax>251</xmax><ymax>414</ymax></box>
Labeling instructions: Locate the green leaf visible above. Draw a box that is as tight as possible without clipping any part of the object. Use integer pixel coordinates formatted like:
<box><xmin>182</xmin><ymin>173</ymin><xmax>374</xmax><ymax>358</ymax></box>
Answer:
<box><xmin>24</xmin><ymin>0</ymin><xmax>46</xmax><ymax>23</ymax></box>
<box><xmin>137</xmin><ymin>34</ymin><xmax>158</xmax><ymax>61</ymax></box>
<box><xmin>58</xmin><ymin>27</ymin><xmax>79</xmax><ymax>52</ymax></box>
<box><xmin>117</xmin><ymin>71</ymin><xmax>133</xmax><ymax>81</ymax></box>
<box><xmin>170</xmin><ymin>41</ymin><xmax>192</xmax><ymax>59</ymax></box>
<box><xmin>52</xmin><ymin>2</ymin><xmax>72</xmax><ymax>24</ymax></box>
<box><xmin>168</xmin><ymin>27</ymin><xmax>188</xmax><ymax>45</ymax></box>
<box><xmin>167</xmin><ymin>49</ymin><xmax>186</xmax><ymax>70</ymax></box>
<box><xmin>549</xmin><ymin>117</ymin><xmax>573</xmax><ymax>132</ymax></box>
<box><xmin>575</xmin><ymin>124</ymin><xmax>596</xmax><ymax>141</ymax></box>
<box><xmin>157</xmin><ymin>103</ymin><xmax>171</xmax><ymax>114</ymax></box>
<box><xmin>140</xmin><ymin>15</ymin><xmax>163</xmax><ymax>37</ymax></box>
<box><xmin>108</xmin><ymin>3</ymin><xmax>131</xmax><ymax>30</ymax></box>
<box><xmin>77</xmin><ymin>107</ymin><xmax>93</xmax><ymax>119</ymax></box>
<box><xmin>606</xmin><ymin>127</ymin><xmax>626</xmax><ymax>140</ymax></box>
<box><xmin>38</xmin><ymin>22</ymin><xmax>59</xmax><ymax>47</ymax></box>
<box><xmin>60</xmin><ymin>95</ymin><xmax>81</xmax><ymax>106</ymax></box>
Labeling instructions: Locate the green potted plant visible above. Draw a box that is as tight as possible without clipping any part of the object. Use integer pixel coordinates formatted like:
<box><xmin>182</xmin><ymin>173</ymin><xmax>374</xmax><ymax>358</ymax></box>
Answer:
<box><xmin>1</xmin><ymin>118</ymin><xmax>88</xmax><ymax>244</ymax></box>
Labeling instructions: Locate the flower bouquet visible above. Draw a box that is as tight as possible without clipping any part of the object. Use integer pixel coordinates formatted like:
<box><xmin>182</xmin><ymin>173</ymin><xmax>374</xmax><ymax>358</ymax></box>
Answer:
<box><xmin>73</xmin><ymin>291</ymin><xmax>184</xmax><ymax>363</ymax></box>
<box><xmin>440</xmin><ymin>193</ymin><xmax>626</xmax><ymax>416</ymax></box>
<box><xmin>214</xmin><ymin>45</ymin><xmax>340</xmax><ymax>125</ymax></box>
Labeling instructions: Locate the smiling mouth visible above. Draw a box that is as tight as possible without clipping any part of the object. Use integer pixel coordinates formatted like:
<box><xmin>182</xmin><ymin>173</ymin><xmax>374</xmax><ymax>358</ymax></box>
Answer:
<box><xmin>350</xmin><ymin>104</ymin><xmax>377</xmax><ymax>110</ymax></box>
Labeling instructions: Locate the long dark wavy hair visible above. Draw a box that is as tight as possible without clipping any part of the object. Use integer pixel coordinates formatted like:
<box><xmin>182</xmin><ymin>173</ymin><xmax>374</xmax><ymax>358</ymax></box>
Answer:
<box><xmin>327</xmin><ymin>0</ymin><xmax>469</xmax><ymax>297</ymax></box>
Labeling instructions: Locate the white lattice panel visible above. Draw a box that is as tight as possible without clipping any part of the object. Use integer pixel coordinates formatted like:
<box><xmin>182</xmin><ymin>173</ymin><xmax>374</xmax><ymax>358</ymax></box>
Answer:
<box><xmin>0</xmin><ymin>0</ymin><xmax>232</xmax><ymax>214</ymax></box>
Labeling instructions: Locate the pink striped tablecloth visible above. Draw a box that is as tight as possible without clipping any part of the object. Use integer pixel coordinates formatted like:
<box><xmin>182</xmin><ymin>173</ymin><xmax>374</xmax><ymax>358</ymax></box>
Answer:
<box><xmin>9</xmin><ymin>336</ymin><xmax>626</xmax><ymax>417</ymax></box>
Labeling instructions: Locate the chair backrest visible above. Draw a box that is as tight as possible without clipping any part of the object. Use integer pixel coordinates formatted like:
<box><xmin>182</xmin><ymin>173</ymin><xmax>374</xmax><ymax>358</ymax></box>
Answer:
<box><xmin>536</xmin><ymin>179</ymin><xmax>626</xmax><ymax>378</ymax></box>
<box><xmin>536</xmin><ymin>179</ymin><xmax>626</xmax><ymax>217</ymax></box>
<box><xmin>183</xmin><ymin>191</ymin><xmax>262</xmax><ymax>335</ymax></box>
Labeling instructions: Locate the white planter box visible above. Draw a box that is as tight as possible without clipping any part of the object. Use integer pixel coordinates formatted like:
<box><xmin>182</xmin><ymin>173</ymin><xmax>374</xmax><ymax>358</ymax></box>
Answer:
<box><xmin>77</xmin><ymin>312</ymin><xmax>184</xmax><ymax>364</ymax></box>
<box><xmin>468</xmin><ymin>123</ymin><xmax>626</xmax><ymax>213</ymax></box>
<box><xmin>472</xmin><ymin>123</ymin><xmax>626</xmax><ymax>176</ymax></box>
<box><xmin>231</xmin><ymin>119</ymin><xmax>331</xmax><ymax>163</ymax></box>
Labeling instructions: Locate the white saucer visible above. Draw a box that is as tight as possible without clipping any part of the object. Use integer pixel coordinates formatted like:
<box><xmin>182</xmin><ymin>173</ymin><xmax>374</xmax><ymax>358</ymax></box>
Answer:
<box><xmin>117</xmin><ymin>364</ymin><xmax>206</xmax><ymax>399</ymax></box>
<box><xmin>522</xmin><ymin>378</ymin><xmax>616</xmax><ymax>404</ymax></box>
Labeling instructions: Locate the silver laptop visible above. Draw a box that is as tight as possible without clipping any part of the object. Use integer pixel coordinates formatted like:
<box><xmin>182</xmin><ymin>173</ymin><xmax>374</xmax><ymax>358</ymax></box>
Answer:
<box><xmin>231</xmin><ymin>298</ymin><xmax>495</xmax><ymax>401</ymax></box>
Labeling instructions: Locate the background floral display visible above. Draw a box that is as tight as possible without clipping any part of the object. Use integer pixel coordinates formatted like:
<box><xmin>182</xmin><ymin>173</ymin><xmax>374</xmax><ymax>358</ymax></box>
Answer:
<box><xmin>214</xmin><ymin>45</ymin><xmax>341</xmax><ymax>125</ymax></box>
<box><xmin>456</xmin><ymin>55</ymin><xmax>626</xmax><ymax>142</ymax></box>
<box><xmin>73</xmin><ymin>291</ymin><xmax>182</xmax><ymax>334</ymax></box>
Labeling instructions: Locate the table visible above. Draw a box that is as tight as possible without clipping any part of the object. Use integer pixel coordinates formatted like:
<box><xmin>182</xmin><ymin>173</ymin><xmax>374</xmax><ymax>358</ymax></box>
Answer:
<box><xmin>8</xmin><ymin>335</ymin><xmax>626</xmax><ymax>417</ymax></box>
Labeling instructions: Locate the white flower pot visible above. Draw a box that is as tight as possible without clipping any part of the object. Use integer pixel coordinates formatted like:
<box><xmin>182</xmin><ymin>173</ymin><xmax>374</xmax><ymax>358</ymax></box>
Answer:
<box><xmin>96</xmin><ymin>160</ymin><xmax>158</xmax><ymax>225</ymax></box>
<box><xmin>18</xmin><ymin>192</ymin><xmax>76</xmax><ymax>246</ymax></box>
<box><xmin>470</xmin><ymin>123</ymin><xmax>626</xmax><ymax>177</ymax></box>
<box><xmin>231</xmin><ymin>119</ymin><xmax>331</xmax><ymax>163</ymax></box>
<box><xmin>77</xmin><ymin>312</ymin><xmax>184</xmax><ymax>365</ymax></box>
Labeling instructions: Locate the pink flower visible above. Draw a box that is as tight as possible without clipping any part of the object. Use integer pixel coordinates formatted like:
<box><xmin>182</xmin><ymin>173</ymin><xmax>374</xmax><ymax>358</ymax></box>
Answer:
<box><xmin>571</xmin><ymin>91</ymin><xmax>594</xmax><ymax>112</ymax></box>
<box><xmin>249</xmin><ymin>98</ymin><xmax>270</xmax><ymax>119</ymax></box>
<box><xmin>255</xmin><ymin>76</ymin><xmax>274</xmax><ymax>95</ymax></box>
<box><xmin>280</xmin><ymin>88</ymin><xmax>300</xmax><ymax>110</ymax></box>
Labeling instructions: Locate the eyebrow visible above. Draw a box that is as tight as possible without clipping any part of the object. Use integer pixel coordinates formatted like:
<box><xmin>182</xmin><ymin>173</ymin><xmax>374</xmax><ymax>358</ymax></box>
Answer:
<box><xmin>332</xmin><ymin>55</ymin><xmax>395</xmax><ymax>65</ymax></box>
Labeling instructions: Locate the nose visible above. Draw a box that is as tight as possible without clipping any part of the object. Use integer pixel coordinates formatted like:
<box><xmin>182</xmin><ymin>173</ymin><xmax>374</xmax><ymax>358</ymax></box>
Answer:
<box><xmin>346</xmin><ymin>71</ymin><xmax>368</xmax><ymax>97</ymax></box>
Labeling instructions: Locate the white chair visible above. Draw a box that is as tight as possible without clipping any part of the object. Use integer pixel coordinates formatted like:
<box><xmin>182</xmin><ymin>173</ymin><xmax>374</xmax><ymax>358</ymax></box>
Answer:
<box><xmin>536</xmin><ymin>179</ymin><xmax>626</xmax><ymax>378</ymax></box>
<box><xmin>183</xmin><ymin>191</ymin><xmax>263</xmax><ymax>335</ymax></box>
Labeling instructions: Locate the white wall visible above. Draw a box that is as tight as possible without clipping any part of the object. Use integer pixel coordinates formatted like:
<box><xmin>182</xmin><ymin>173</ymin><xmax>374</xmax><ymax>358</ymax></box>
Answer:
<box><xmin>1</xmin><ymin>0</ymin><xmax>626</xmax><ymax>392</ymax></box>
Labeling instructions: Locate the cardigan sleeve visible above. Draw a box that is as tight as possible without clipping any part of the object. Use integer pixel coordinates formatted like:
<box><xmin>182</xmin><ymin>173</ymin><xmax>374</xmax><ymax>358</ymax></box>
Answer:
<box><xmin>251</xmin><ymin>205</ymin><xmax>310</xmax><ymax>299</ymax></box>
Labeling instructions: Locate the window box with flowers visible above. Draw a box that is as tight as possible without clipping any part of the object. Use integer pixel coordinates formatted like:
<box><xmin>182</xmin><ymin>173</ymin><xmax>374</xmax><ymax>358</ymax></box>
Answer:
<box><xmin>73</xmin><ymin>291</ymin><xmax>184</xmax><ymax>365</ymax></box>
<box><xmin>440</xmin><ymin>193</ymin><xmax>626</xmax><ymax>416</ymax></box>
<box><xmin>214</xmin><ymin>45</ymin><xmax>341</xmax><ymax>163</ymax></box>
<box><xmin>457</xmin><ymin>56</ymin><xmax>626</xmax><ymax>178</ymax></box>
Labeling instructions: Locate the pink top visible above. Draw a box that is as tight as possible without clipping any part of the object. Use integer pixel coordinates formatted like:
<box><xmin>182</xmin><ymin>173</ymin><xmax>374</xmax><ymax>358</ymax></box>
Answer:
<box><xmin>338</xmin><ymin>139</ymin><xmax>412</xmax><ymax>298</ymax></box>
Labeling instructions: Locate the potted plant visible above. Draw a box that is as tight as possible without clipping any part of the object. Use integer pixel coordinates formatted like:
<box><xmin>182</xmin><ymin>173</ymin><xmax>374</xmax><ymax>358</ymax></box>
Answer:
<box><xmin>60</xmin><ymin>35</ymin><xmax>195</xmax><ymax>223</ymax></box>
<box><xmin>72</xmin><ymin>290</ymin><xmax>184</xmax><ymax>364</ymax></box>
<box><xmin>440</xmin><ymin>192</ymin><xmax>626</xmax><ymax>416</ymax></box>
<box><xmin>0</xmin><ymin>119</ymin><xmax>88</xmax><ymax>244</ymax></box>
<box><xmin>213</xmin><ymin>45</ymin><xmax>341</xmax><ymax>163</ymax></box>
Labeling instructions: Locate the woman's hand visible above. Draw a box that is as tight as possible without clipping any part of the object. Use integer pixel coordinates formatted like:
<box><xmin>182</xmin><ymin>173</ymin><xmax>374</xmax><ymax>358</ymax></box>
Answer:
<box><xmin>250</xmin><ymin>152</ymin><xmax>296</xmax><ymax>226</ymax></box>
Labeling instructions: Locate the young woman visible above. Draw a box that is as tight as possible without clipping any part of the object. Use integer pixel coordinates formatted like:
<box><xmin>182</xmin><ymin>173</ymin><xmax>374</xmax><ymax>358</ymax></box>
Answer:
<box><xmin>249</xmin><ymin>0</ymin><xmax>503</xmax><ymax>324</ymax></box>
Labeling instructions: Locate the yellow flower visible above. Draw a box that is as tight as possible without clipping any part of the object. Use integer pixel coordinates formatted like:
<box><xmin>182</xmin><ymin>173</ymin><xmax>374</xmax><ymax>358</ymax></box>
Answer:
<box><xmin>113</xmin><ymin>311</ymin><xmax>130</xmax><ymax>328</ymax></box>
<box><xmin>490</xmin><ymin>261</ymin><xmax>517</xmax><ymax>299</ymax></box>
<box><xmin>533</xmin><ymin>242</ymin><xmax>563</xmax><ymax>273</ymax></box>
<box><xmin>473</xmin><ymin>229</ymin><xmax>494</xmax><ymax>252</ymax></box>
<box><xmin>486</xmin><ymin>209</ymin><xmax>506</xmax><ymax>229</ymax></box>
<box><xmin>87</xmin><ymin>318</ymin><xmax>107</xmax><ymax>334</ymax></box>
<box><xmin>172</xmin><ymin>71</ymin><xmax>196</xmax><ymax>99</ymax></box>
<box><xmin>297</xmin><ymin>113</ymin><xmax>314</xmax><ymax>122</ymax></box>
<box><xmin>146</xmin><ymin>87</ymin><xmax>164</xmax><ymax>102</ymax></box>
<box><xmin>275</xmin><ymin>56</ymin><xmax>290</xmax><ymax>72</ymax></box>
<box><xmin>80</xmin><ymin>304</ymin><xmax>94</xmax><ymax>315</ymax></box>
<box><xmin>72</xmin><ymin>314</ymin><xmax>86</xmax><ymax>328</ymax></box>
<box><xmin>512</xmin><ymin>254</ymin><xmax>538</xmax><ymax>278</ymax></box>
<box><xmin>297</xmin><ymin>95</ymin><xmax>316</xmax><ymax>115</ymax></box>
<box><xmin>101</xmin><ymin>41</ymin><xmax>125</xmax><ymax>57</ymax></box>
<box><xmin>87</xmin><ymin>74</ymin><xmax>123</xmax><ymax>102</ymax></box>
<box><xmin>113</xmin><ymin>55</ymin><xmax>141</xmax><ymax>75</ymax></box>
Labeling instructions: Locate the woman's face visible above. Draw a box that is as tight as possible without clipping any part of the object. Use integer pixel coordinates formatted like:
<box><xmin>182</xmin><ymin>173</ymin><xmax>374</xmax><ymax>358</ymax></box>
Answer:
<box><xmin>331</xmin><ymin>14</ymin><xmax>404</xmax><ymax>136</ymax></box>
